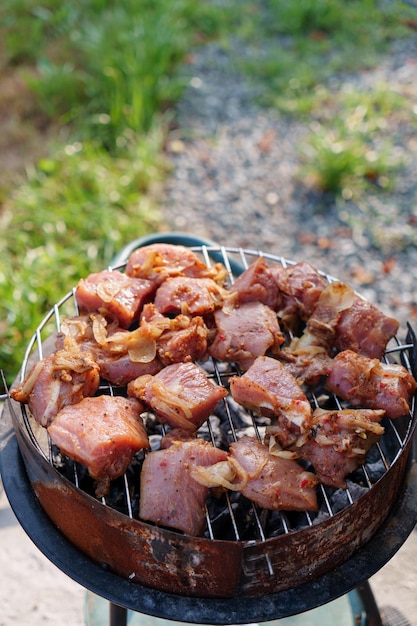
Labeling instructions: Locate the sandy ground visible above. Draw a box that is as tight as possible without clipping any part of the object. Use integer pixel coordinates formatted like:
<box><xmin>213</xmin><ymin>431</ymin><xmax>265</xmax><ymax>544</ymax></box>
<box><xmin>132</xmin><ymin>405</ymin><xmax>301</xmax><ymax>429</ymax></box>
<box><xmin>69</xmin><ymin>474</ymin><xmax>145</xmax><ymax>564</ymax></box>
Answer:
<box><xmin>1</xmin><ymin>478</ymin><xmax>417</xmax><ymax>626</ymax></box>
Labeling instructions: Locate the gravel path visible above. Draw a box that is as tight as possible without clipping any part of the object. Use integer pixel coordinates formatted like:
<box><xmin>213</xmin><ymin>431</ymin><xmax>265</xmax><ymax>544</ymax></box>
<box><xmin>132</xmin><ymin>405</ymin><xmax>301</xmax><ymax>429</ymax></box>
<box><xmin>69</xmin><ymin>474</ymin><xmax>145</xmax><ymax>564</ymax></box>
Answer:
<box><xmin>161</xmin><ymin>35</ymin><xmax>417</xmax><ymax>334</ymax></box>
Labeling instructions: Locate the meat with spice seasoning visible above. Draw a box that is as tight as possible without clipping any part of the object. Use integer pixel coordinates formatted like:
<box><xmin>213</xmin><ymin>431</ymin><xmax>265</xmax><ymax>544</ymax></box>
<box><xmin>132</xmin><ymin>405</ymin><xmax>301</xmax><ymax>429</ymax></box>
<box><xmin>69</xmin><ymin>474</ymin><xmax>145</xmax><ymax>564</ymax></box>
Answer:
<box><xmin>326</xmin><ymin>349</ymin><xmax>416</xmax><ymax>419</ymax></box>
<box><xmin>48</xmin><ymin>395</ymin><xmax>149</xmax><ymax>497</ymax></box>
<box><xmin>139</xmin><ymin>437</ymin><xmax>229</xmax><ymax>535</ymax></box>
<box><xmin>10</xmin><ymin>348</ymin><xmax>100</xmax><ymax>427</ymax></box>
<box><xmin>128</xmin><ymin>362</ymin><xmax>228</xmax><ymax>431</ymax></box>
<box><xmin>229</xmin><ymin>356</ymin><xmax>312</xmax><ymax>449</ymax></box>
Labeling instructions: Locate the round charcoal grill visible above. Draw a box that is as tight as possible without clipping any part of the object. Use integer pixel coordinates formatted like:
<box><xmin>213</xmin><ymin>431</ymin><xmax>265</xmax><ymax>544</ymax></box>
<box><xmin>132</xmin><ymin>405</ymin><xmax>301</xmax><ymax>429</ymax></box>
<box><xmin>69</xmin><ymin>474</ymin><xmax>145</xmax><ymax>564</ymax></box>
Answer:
<box><xmin>1</xmin><ymin>233</ymin><xmax>417</xmax><ymax>625</ymax></box>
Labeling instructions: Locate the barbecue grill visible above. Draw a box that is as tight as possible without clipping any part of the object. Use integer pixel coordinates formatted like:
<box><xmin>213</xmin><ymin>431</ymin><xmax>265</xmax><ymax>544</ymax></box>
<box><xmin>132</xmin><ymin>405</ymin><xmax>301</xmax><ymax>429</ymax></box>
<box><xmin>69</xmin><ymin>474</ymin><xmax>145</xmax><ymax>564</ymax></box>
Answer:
<box><xmin>1</xmin><ymin>233</ymin><xmax>417</xmax><ymax>626</ymax></box>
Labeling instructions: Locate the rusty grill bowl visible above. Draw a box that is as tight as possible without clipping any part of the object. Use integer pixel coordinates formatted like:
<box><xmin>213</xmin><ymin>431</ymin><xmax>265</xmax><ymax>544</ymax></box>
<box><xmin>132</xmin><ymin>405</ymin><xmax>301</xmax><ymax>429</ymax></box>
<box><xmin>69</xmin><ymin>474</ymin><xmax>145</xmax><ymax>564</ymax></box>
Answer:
<box><xmin>3</xmin><ymin>241</ymin><xmax>417</xmax><ymax>605</ymax></box>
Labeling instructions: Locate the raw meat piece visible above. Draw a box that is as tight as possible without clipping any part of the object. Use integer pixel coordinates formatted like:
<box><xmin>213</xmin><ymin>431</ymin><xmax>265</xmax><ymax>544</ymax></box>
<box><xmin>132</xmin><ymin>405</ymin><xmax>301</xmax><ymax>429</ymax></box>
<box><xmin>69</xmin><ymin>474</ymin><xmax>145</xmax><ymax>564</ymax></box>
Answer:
<box><xmin>125</xmin><ymin>243</ymin><xmax>226</xmax><ymax>285</ymax></box>
<box><xmin>229</xmin><ymin>436</ymin><xmax>318</xmax><ymax>511</ymax></box>
<box><xmin>11</xmin><ymin>349</ymin><xmax>100</xmax><ymax>427</ymax></box>
<box><xmin>276</xmin><ymin>347</ymin><xmax>331</xmax><ymax>387</ymax></box>
<box><xmin>229</xmin><ymin>257</ymin><xmax>284</xmax><ymax>311</ymax></box>
<box><xmin>270</xmin><ymin>261</ymin><xmax>327</xmax><ymax>331</ymax></box>
<box><xmin>326</xmin><ymin>349</ymin><xmax>417</xmax><ymax>419</ymax></box>
<box><xmin>208</xmin><ymin>301</ymin><xmax>284</xmax><ymax>370</ymax></box>
<box><xmin>334</xmin><ymin>296</ymin><xmax>400</xmax><ymax>359</ymax></box>
<box><xmin>57</xmin><ymin>313</ymin><xmax>163</xmax><ymax>386</ymax></box>
<box><xmin>141</xmin><ymin>303</ymin><xmax>209</xmax><ymax>365</ymax></box>
<box><xmin>298</xmin><ymin>407</ymin><xmax>385</xmax><ymax>489</ymax></box>
<box><xmin>153</xmin><ymin>276</ymin><xmax>225</xmax><ymax>316</ymax></box>
<box><xmin>75</xmin><ymin>270</ymin><xmax>155</xmax><ymax>329</ymax></box>
<box><xmin>292</xmin><ymin>282</ymin><xmax>356</xmax><ymax>354</ymax></box>
<box><xmin>139</xmin><ymin>438</ymin><xmax>228</xmax><ymax>535</ymax></box>
<box><xmin>229</xmin><ymin>356</ymin><xmax>312</xmax><ymax>448</ymax></box>
<box><xmin>128</xmin><ymin>362</ymin><xmax>228</xmax><ymax>431</ymax></box>
<box><xmin>48</xmin><ymin>395</ymin><xmax>148</xmax><ymax>497</ymax></box>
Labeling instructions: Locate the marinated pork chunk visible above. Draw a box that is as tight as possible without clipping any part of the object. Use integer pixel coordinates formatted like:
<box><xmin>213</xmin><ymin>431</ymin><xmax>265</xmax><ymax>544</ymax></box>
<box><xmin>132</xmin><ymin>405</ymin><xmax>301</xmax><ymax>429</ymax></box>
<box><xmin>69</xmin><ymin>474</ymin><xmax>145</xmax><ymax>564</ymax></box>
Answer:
<box><xmin>48</xmin><ymin>395</ymin><xmax>149</xmax><ymax>497</ymax></box>
<box><xmin>128</xmin><ymin>362</ymin><xmax>228</xmax><ymax>431</ymax></box>
<box><xmin>298</xmin><ymin>407</ymin><xmax>385</xmax><ymax>489</ymax></box>
<box><xmin>334</xmin><ymin>296</ymin><xmax>400</xmax><ymax>359</ymax></box>
<box><xmin>230</xmin><ymin>356</ymin><xmax>312</xmax><ymax>448</ymax></box>
<box><xmin>140</xmin><ymin>303</ymin><xmax>209</xmax><ymax>365</ymax></box>
<box><xmin>125</xmin><ymin>243</ymin><xmax>226</xmax><ymax>285</ymax></box>
<box><xmin>229</xmin><ymin>436</ymin><xmax>318</xmax><ymax>511</ymax></box>
<box><xmin>11</xmin><ymin>349</ymin><xmax>100</xmax><ymax>427</ymax></box>
<box><xmin>291</xmin><ymin>282</ymin><xmax>356</xmax><ymax>354</ymax></box>
<box><xmin>270</xmin><ymin>261</ymin><xmax>328</xmax><ymax>332</ymax></box>
<box><xmin>229</xmin><ymin>257</ymin><xmax>284</xmax><ymax>311</ymax></box>
<box><xmin>139</xmin><ymin>438</ymin><xmax>228</xmax><ymax>535</ymax></box>
<box><xmin>326</xmin><ymin>349</ymin><xmax>417</xmax><ymax>419</ymax></box>
<box><xmin>208</xmin><ymin>301</ymin><xmax>284</xmax><ymax>370</ymax></box>
<box><xmin>57</xmin><ymin>313</ymin><xmax>163</xmax><ymax>386</ymax></box>
<box><xmin>75</xmin><ymin>270</ymin><xmax>155</xmax><ymax>329</ymax></box>
<box><xmin>153</xmin><ymin>276</ymin><xmax>225</xmax><ymax>316</ymax></box>
<box><xmin>276</xmin><ymin>347</ymin><xmax>332</xmax><ymax>387</ymax></box>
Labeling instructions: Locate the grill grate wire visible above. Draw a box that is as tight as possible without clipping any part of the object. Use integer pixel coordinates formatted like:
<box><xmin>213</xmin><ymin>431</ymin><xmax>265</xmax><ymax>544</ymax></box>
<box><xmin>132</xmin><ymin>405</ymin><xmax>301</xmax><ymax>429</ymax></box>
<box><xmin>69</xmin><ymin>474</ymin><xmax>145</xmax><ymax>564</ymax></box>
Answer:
<box><xmin>11</xmin><ymin>246</ymin><xmax>417</xmax><ymax>563</ymax></box>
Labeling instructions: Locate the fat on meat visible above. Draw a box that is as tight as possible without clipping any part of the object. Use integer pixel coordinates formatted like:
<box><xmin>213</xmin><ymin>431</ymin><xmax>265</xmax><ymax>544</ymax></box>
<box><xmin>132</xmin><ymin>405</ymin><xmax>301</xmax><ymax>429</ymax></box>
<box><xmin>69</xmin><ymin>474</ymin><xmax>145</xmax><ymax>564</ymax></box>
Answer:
<box><xmin>229</xmin><ymin>356</ymin><xmax>312</xmax><ymax>448</ymax></box>
<box><xmin>208</xmin><ymin>301</ymin><xmax>284</xmax><ymax>370</ymax></box>
<box><xmin>75</xmin><ymin>270</ymin><xmax>155</xmax><ymax>329</ymax></box>
<box><xmin>334</xmin><ymin>296</ymin><xmax>400</xmax><ymax>359</ymax></box>
<box><xmin>153</xmin><ymin>276</ymin><xmax>225</xmax><ymax>316</ymax></box>
<box><xmin>140</xmin><ymin>303</ymin><xmax>208</xmax><ymax>365</ymax></box>
<box><xmin>10</xmin><ymin>349</ymin><xmax>100</xmax><ymax>427</ymax></box>
<box><xmin>127</xmin><ymin>362</ymin><xmax>228</xmax><ymax>431</ymax></box>
<box><xmin>139</xmin><ymin>438</ymin><xmax>228</xmax><ymax>535</ymax></box>
<box><xmin>229</xmin><ymin>436</ymin><xmax>318</xmax><ymax>511</ymax></box>
<box><xmin>326</xmin><ymin>349</ymin><xmax>417</xmax><ymax>419</ymax></box>
<box><xmin>298</xmin><ymin>407</ymin><xmax>385</xmax><ymax>489</ymax></box>
<box><xmin>125</xmin><ymin>243</ymin><xmax>226</xmax><ymax>285</ymax></box>
<box><xmin>48</xmin><ymin>395</ymin><xmax>149</xmax><ymax>498</ymax></box>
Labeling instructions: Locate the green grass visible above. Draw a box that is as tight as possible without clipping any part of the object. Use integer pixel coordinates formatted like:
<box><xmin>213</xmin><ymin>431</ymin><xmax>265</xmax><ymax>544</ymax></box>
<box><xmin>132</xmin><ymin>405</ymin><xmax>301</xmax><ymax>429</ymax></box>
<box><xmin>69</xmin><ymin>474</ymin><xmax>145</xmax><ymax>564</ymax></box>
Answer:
<box><xmin>0</xmin><ymin>133</ymin><xmax>168</xmax><ymax>384</ymax></box>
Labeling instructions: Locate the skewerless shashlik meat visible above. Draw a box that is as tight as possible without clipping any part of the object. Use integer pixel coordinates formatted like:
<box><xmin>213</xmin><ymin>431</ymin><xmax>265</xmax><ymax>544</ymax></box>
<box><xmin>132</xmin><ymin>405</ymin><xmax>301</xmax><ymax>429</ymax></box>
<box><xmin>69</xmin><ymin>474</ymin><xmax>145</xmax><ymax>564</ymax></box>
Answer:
<box><xmin>326</xmin><ymin>349</ymin><xmax>417</xmax><ymax>419</ymax></box>
<box><xmin>275</xmin><ymin>347</ymin><xmax>332</xmax><ymax>387</ymax></box>
<box><xmin>125</xmin><ymin>242</ymin><xmax>227</xmax><ymax>286</ymax></box>
<box><xmin>48</xmin><ymin>395</ymin><xmax>149</xmax><ymax>498</ymax></box>
<box><xmin>229</xmin><ymin>356</ymin><xmax>312</xmax><ymax>448</ymax></box>
<box><xmin>139</xmin><ymin>438</ymin><xmax>229</xmax><ymax>535</ymax></box>
<box><xmin>291</xmin><ymin>282</ymin><xmax>357</xmax><ymax>354</ymax></box>
<box><xmin>153</xmin><ymin>276</ymin><xmax>225</xmax><ymax>316</ymax></box>
<box><xmin>298</xmin><ymin>407</ymin><xmax>385</xmax><ymax>489</ymax></box>
<box><xmin>11</xmin><ymin>349</ymin><xmax>100</xmax><ymax>428</ymax></box>
<box><xmin>57</xmin><ymin>313</ymin><xmax>164</xmax><ymax>386</ymax></box>
<box><xmin>127</xmin><ymin>362</ymin><xmax>228</xmax><ymax>431</ymax></box>
<box><xmin>269</xmin><ymin>261</ymin><xmax>328</xmax><ymax>332</ymax></box>
<box><xmin>208</xmin><ymin>301</ymin><xmax>285</xmax><ymax>370</ymax></box>
<box><xmin>140</xmin><ymin>303</ymin><xmax>209</xmax><ymax>365</ymax></box>
<box><xmin>75</xmin><ymin>269</ymin><xmax>156</xmax><ymax>329</ymax></box>
<box><xmin>229</xmin><ymin>256</ymin><xmax>284</xmax><ymax>311</ymax></box>
<box><xmin>334</xmin><ymin>296</ymin><xmax>400</xmax><ymax>359</ymax></box>
<box><xmin>228</xmin><ymin>436</ymin><xmax>318</xmax><ymax>511</ymax></box>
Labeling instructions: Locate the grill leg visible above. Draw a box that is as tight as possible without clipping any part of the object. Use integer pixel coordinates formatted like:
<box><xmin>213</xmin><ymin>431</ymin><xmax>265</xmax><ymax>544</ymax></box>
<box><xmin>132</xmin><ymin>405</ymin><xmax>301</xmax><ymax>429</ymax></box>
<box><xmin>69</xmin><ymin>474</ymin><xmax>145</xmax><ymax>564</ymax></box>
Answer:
<box><xmin>109</xmin><ymin>602</ymin><xmax>128</xmax><ymax>626</ymax></box>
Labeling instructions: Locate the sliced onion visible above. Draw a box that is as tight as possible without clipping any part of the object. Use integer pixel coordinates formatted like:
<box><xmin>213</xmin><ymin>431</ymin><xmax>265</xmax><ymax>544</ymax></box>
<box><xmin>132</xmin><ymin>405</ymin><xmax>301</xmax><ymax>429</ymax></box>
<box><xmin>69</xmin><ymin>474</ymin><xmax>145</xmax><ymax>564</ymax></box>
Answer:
<box><xmin>190</xmin><ymin>457</ymin><xmax>248</xmax><ymax>491</ymax></box>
